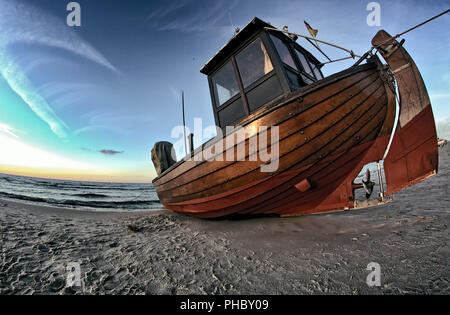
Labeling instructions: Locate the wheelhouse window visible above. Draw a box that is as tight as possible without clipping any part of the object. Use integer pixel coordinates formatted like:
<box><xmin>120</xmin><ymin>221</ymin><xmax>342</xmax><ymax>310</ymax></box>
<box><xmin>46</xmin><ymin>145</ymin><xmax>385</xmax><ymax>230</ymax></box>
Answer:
<box><xmin>211</xmin><ymin>60</ymin><xmax>240</xmax><ymax>106</ymax></box>
<box><xmin>311</xmin><ymin>63</ymin><xmax>323</xmax><ymax>80</ymax></box>
<box><xmin>269</xmin><ymin>34</ymin><xmax>298</xmax><ymax>70</ymax></box>
<box><xmin>235</xmin><ymin>38</ymin><xmax>274</xmax><ymax>88</ymax></box>
<box><xmin>202</xmin><ymin>17</ymin><xmax>332</xmax><ymax>131</ymax></box>
<box><xmin>267</xmin><ymin>32</ymin><xmax>324</xmax><ymax>88</ymax></box>
<box><xmin>295</xmin><ymin>49</ymin><xmax>314</xmax><ymax>78</ymax></box>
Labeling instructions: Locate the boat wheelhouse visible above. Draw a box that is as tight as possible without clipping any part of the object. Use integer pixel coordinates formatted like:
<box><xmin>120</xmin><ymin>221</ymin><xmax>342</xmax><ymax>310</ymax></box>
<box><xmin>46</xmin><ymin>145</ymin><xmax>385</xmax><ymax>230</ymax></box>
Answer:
<box><xmin>202</xmin><ymin>18</ymin><xmax>324</xmax><ymax>129</ymax></box>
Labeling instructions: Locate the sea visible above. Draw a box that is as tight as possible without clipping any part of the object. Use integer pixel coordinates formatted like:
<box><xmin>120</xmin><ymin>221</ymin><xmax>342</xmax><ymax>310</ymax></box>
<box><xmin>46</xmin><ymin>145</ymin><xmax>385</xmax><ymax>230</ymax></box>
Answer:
<box><xmin>0</xmin><ymin>161</ymin><xmax>386</xmax><ymax>213</ymax></box>
<box><xmin>0</xmin><ymin>173</ymin><xmax>162</xmax><ymax>212</ymax></box>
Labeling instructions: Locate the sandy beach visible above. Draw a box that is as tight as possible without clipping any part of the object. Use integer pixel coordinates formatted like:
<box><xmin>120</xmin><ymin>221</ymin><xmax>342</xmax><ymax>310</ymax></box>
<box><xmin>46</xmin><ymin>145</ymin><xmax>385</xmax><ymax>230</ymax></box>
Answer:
<box><xmin>1</xmin><ymin>146</ymin><xmax>449</xmax><ymax>295</ymax></box>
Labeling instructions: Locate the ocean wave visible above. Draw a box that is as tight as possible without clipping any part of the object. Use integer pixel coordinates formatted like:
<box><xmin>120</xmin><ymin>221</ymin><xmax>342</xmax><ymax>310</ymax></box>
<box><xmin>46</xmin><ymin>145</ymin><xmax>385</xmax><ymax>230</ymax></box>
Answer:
<box><xmin>72</xmin><ymin>193</ymin><xmax>109</xmax><ymax>198</ymax></box>
<box><xmin>0</xmin><ymin>174</ymin><xmax>160</xmax><ymax>211</ymax></box>
<box><xmin>0</xmin><ymin>191</ymin><xmax>161</xmax><ymax>210</ymax></box>
<box><xmin>50</xmin><ymin>199</ymin><xmax>162</xmax><ymax>209</ymax></box>
<box><xmin>1</xmin><ymin>176</ymin><xmax>153</xmax><ymax>192</ymax></box>
<box><xmin>0</xmin><ymin>191</ymin><xmax>48</xmax><ymax>203</ymax></box>
<box><xmin>0</xmin><ymin>176</ymin><xmax>15</xmax><ymax>182</ymax></box>
<box><xmin>53</xmin><ymin>184</ymin><xmax>153</xmax><ymax>191</ymax></box>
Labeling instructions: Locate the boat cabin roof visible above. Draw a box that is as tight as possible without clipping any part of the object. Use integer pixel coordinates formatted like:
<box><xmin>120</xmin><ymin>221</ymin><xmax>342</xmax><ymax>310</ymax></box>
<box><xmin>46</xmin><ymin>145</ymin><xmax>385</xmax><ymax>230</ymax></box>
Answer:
<box><xmin>201</xmin><ymin>17</ymin><xmax>325</xmax><ymax>129</ymax></box>
<box><xmin>200</xmin><ymin>17</ymin><xmax>321</xmax><ymax>75</ymax></box>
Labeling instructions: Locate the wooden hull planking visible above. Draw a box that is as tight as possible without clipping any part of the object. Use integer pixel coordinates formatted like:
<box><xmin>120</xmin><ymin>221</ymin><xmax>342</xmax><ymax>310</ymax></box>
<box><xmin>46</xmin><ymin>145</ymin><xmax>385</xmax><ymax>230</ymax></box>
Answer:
<box><xmin>153</xmin><ymin>30</ymin><xmax>438</xmax><ymax>218</ymax></box>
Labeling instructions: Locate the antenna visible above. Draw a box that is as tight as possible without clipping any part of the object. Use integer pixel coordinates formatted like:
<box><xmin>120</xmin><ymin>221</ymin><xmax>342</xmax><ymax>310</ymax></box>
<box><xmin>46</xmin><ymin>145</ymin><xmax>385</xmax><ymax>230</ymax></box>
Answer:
<box><xmin>228</xmin><ymin>11</ymin><xmax>234</xmax><ymax>29</ymax></box>
<box><xmin>182</xmin><ymin>90</ymin><xmax>187</xmax><ymax>156</ymax></box>
<box><xmin>228</xmin><ymin>11</ymin><xmax>239</xmax><ymax>34</ymax></box>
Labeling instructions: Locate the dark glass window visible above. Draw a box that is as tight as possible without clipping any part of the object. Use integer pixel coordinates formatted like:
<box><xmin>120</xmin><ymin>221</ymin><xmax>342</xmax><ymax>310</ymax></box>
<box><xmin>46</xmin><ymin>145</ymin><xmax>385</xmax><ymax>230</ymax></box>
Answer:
<box><xmin>311</xmin><ymin>63</ymin><xmax>323</xmax><ymax>80</ymax></box>
<box><xmin>300</xmin><ymin>73</ymin><xmax>314</xmax><ymax>85</ymax></box>
<box><xmin>286</xmin><ymin>69</ymin><xmax>301</xmax><ymax>90</ymax></box>
<box><xmin>235</xmin><ymin>38</ymin><xmax>274</xmax><ymax>88</ymax></box>
<box><xmin>295</xmin><ymin>49</ymin><xmax>314</xmax><ymax>78</ymax></box>
<box><xmin>211</xmin><ymin>60</ymin><xmax>240</xmax><ymax>106</ymax></box>
<box><xmin>269</xmin><ymin>34</ymin><xmax>298</xmax><ymax>70</ymax></box>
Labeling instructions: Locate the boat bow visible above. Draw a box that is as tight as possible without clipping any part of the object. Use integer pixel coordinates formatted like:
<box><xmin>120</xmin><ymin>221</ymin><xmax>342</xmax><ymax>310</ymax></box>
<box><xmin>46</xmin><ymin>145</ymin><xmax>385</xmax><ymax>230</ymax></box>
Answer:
<box><xmin>372</xmin><ymin>30</ymin><xmax>438</xmax><ymax>195</ymax></box>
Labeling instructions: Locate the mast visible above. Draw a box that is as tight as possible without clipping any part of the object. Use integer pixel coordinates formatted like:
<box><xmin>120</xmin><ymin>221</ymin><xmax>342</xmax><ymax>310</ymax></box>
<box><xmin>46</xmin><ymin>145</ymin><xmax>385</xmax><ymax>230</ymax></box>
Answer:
<box><xmin>182</xmin><ymin>90</ymin><xmax>187</xmax><ymax>156</ymax></box>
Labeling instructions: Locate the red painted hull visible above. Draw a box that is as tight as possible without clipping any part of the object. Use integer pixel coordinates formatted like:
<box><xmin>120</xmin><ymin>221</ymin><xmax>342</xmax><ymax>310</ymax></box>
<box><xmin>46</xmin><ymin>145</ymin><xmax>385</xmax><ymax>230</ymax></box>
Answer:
<box><xmin>165</xmin><ymin>135</ymin><xmax>391</xmax><ymax>218</ymax></box>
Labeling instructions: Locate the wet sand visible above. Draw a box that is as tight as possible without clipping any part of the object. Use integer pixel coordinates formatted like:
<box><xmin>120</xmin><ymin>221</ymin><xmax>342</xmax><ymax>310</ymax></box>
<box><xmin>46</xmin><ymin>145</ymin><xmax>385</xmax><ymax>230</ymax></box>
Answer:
<box><xmin>1</xmin><ymin>146</ymin><xmax>449</xmax><ymax>295</ymax></box>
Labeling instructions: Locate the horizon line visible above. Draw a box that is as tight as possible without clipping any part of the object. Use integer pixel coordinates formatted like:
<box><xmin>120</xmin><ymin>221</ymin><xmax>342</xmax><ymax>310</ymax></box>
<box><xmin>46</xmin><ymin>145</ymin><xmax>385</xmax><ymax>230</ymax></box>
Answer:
<box><xmin>0</xmin><ymin>170</ymin><xmax>154</xmax><ymax>185</ymax></box>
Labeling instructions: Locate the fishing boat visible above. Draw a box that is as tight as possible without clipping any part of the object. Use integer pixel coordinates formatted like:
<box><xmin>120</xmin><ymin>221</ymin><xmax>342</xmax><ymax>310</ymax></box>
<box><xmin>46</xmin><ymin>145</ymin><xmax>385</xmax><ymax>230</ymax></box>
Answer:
<box><xmin>151</xmin><ymin>17</ymin><xmax>438</xmax><ymax>218</ymax></box>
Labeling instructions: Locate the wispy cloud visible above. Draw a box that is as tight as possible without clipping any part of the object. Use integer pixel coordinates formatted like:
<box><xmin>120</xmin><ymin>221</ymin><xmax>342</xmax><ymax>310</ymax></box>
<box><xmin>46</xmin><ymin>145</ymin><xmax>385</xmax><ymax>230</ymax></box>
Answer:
<box><xmin>73</xmin><ymin>125</ymin><xmax>109</xmax><ymax>136</ymax></box>
<box><xmin>100</xmin><ymin>149</ymin><xmax>124</xmax><ymax>156</ymax></box>
<box><xmin>36</xmin><ymin>82</ymin><xmax>100</xmax><ymax>111</ymax></box>
<box><xmin>146</xmin><ymin>1</ymin><xmax>189</xmax><ymax>21</ymax></box>
<box><xmin>77</xmin><ymin>110</ymin><xmax>154</xmax><ymax>137</ymax></box>
<box><xmin>147</xmin><ymin>0</ymin><xmax>240</xmax><ymax>33</ymax></box>
<box><xmin>0</xmin><ymin>0</ymin><xmax>118</xmax><ymax>72</ymax></box>
<box><xmin>0</xmin><ymin>58</ymin><xmax>70</xmax><ymax>138</ymax></box>
<box><xmin>0</xmin><ymin>0</ymin><xmax>119</xmax><ymax>138</ymax></box>
<box><xmin>0</xmin><ymin>123</ymin><xmax>20</xmax><ymax>138</ymax></box>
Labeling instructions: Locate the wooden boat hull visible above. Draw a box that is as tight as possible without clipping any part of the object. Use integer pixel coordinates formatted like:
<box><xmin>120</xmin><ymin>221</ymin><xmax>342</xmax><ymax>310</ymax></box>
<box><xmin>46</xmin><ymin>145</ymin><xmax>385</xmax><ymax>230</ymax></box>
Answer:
<box><xmin>152</xmin><ymin>31</ymin><xmax>438</xmax><ymax>218</ymax></box>
<box><xmin>372</xmin><ymin>30</ymin><xmax>438</xmax><ymax>195</ymax></box>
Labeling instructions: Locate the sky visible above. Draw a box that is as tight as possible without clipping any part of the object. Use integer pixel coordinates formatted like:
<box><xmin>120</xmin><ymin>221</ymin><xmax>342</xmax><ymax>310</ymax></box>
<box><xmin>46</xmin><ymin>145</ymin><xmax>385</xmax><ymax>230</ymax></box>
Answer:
<box><xmin>0</xmin><ymin>0</ymin><xmax>449</xmax><ymax>183</ymax></box>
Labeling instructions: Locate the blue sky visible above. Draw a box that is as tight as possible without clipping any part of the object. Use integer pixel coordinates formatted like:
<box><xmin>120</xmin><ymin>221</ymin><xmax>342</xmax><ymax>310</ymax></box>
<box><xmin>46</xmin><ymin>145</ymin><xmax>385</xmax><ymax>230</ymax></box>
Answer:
<box><xmin>0</xmin><ymin>0</ymin><xmax>449</xmax><ymax>182</ymax></box>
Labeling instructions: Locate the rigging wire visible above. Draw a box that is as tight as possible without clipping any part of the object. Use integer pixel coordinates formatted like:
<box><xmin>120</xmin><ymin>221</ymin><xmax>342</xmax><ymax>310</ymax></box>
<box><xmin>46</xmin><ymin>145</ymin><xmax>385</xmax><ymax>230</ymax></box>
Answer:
<box><xmin>356</xmin><ymin>9</ymin><xmax>450</xmax><ymax>66</ymax></box>
<box><xmin>264</xmin><ymin>26</ymin><xmax>361</xmax><ymax>59</ymax></box>
<box><xmin>266</xmin><ymin>9</ymin><xmax>449</xmax><ymax>66</ymax></box>
<box><xmin>373</xmin><ymin>9</ymin><xmax>449</xmax><ymax>50</ymax></box>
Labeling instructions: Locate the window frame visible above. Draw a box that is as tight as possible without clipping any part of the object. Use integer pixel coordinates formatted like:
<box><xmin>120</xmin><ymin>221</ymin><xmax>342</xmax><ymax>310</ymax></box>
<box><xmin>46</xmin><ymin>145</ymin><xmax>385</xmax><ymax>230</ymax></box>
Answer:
<box><xmin>235</xmin><ymin>37</ymin><xmax>275</xmax><ymax>89</ymax></box>
<box><xmin>268</xmin><ymin>34</ymin><xmax>299</xmax><ymax>73</ymax></box>
<box><xmin>310</xmin><ymin>60</ymin><xmax>324</xmax><ymax>80</ymax></box>
<box><xmin>294</xmin><ymin>48</ymin><xmax>315</xmax><ymax>79</ymax></box>
<box><xmin>206</xmin><ymin>29</ymin><xmax>325</xmax><ymax>129</ymax></box>
<box><xmin>211</xmin><ymin>59</ymin><xmax>241</xmax><ymax>107</ymax></box>
<box><xmin>291</xmin><ymin>39</ymin><xmax>325</xmax><ymax>82</ymax></box>
<box><xmin>208</xmin><ymin>31</ymin><xmax>288</xmax><ymax>128</ymax></box>
<box><xmin>267</xmin><ymin>31</ymin><xmax>325</xmax><ymax>90</ymax></box>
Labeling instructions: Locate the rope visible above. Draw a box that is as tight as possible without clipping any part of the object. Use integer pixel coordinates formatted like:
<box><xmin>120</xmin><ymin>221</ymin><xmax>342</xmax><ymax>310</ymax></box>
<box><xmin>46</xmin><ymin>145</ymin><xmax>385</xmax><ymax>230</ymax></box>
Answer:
<box><xmin>266</xmin><ymin>9</ymin><xmax>449</xmax><ymax>66</ymax></box>
<box><xmin>264</xmin><ymin>27</ymin><xmax>362</xmax><ymax>58</ymax></box>
<box><xmin>373</xmin><ymin>9</ymin><xmax>449</xmax><ymax>49</ymax></box>
<box><xmin>353</xmin><ymin>9</ymin><xmax>449</xmax><ymax>67</ymax></box>
<box><xmin>382</xmin><ymin>77</ymin><xmax>401</xmax><ymax>161</ymax></box>
<box><xmin>319</xmin><ymin>56</ymin><xmax>354</xmax><ymax>66</ymax></box>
